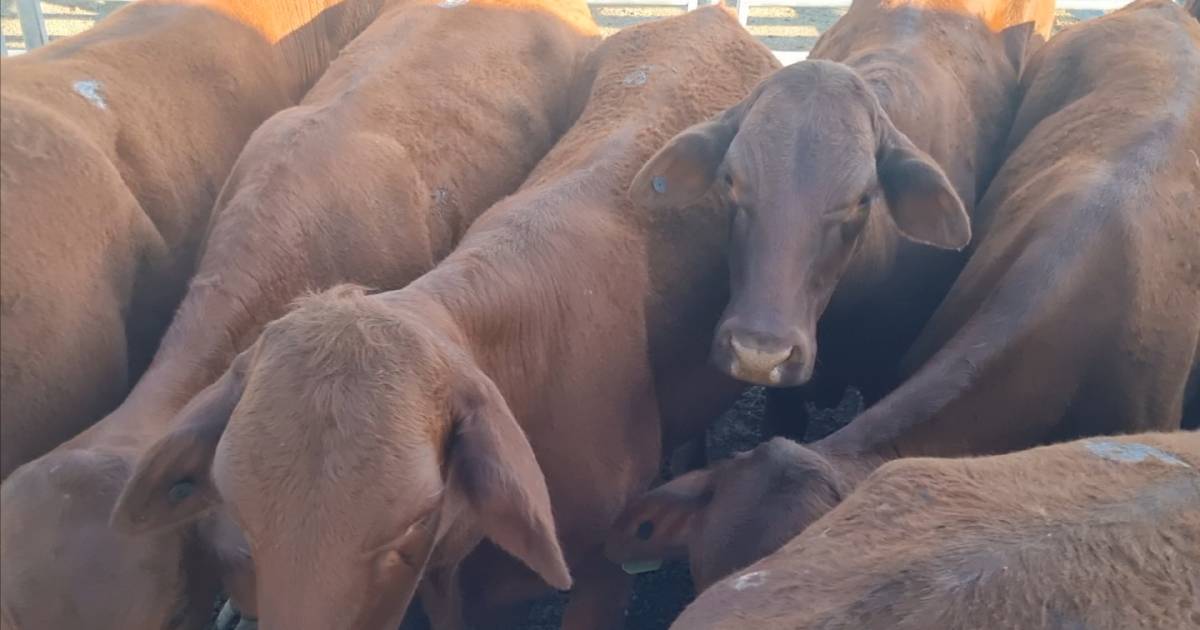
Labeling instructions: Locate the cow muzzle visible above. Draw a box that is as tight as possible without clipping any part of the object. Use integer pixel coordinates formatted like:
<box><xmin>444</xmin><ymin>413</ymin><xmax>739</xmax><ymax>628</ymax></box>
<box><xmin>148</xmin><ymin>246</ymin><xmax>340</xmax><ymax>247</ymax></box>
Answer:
<box><xmin>715</xmin><ymin>328</ymin><xmax>815</xmax><ymax>387</ymax></box>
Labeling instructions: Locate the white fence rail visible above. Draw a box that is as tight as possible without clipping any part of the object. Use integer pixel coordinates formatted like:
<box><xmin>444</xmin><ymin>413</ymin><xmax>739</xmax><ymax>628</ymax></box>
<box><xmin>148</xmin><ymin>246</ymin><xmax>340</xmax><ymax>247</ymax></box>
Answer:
<box><xmin>3</xmin><ymin>0</ymin><xmax>1132</xmax><ymax>61</ymax></box>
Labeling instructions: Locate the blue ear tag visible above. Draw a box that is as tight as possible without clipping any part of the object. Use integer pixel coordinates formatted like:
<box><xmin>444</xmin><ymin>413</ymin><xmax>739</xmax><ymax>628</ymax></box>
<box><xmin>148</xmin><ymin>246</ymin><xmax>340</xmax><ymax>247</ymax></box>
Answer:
<box><xmin>168</xmin><ymin>479</ymin><xmax>196</xmax><ymax>504</ymax></box>
<box><xmin>652</xmin><ymin>176</ymin><xmax>668</xmax><ymax>194</ymax></box>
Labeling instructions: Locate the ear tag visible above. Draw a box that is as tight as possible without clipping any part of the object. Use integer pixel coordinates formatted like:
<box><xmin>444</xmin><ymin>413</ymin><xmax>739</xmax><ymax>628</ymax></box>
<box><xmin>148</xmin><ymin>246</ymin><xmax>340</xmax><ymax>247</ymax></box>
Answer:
<box><xmin>621</xmin><ymin>559</ymin><xmax>664</xmax><ymax>575</ymax></box>
<box><xmin>651</xmin><ymin>176</ymin><xmax>668</xmax><ymax>194</ymax></box>
<box><xmin>168</xmin><ymin>479</ymin><xmax>196</xmax><ymax>504</ymax></box>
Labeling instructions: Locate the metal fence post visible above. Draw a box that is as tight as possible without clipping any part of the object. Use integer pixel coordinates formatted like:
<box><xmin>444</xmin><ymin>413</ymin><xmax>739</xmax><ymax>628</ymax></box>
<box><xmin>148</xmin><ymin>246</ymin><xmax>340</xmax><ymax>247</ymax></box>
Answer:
<box><xmin>17</xmin><ymin>0</ymin><xmax>48</xmax><ymax>49</ymax></box>
<box><xmin>737</xmin><ymin>0</ymin><xmax>750</xmax><ymax>24</ymax></box>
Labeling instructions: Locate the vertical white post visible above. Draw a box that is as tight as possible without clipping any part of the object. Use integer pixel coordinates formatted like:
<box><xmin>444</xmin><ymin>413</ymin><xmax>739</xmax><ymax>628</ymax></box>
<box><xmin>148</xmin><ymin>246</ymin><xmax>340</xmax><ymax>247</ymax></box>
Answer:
<box><xmin>17</xmin><ymin>0</ymin><xmax>48</xmax><ymax>49</ymax></box>
<box><xmin>737</xmin><ymin>0</ymin><xmax>750</xmax><ymax>25</ymax></box>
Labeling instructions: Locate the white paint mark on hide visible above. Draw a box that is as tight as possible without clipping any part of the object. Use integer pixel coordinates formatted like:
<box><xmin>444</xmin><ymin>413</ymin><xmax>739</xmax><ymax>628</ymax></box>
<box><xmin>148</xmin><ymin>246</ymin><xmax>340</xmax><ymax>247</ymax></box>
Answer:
<box><xmin>72</xmin><ymin>79</ymin><xmax>107</xmax><ymax>110</ymax></box>
<box><xmin>438</xmin><ymin>0</ymin><xmax>468</xmax><ymax>7</ymax></box>
<box><xmin>623</xmin><ymin>65</ymin><xmax>653</xmax><ymax>87</ymax></box>
<box><xmin>1084</xmin><ymin>441</ymin><xmax>1189</xmax><ymax>467</ymax></box>
<box><xmin>731</xmin><ymin>570</ymin><xmax>769</xmax><ymax>591</ymax></box>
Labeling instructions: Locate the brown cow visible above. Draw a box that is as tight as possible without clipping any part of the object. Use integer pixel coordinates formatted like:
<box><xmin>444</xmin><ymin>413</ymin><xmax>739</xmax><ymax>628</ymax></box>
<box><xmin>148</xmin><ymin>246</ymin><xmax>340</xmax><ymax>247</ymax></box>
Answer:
<box><xmin>0</xmin><ymin>1</ymin><xmax>598</xmax><ymax>628</ymax></box>
<box><xmin>110</xmin><ymin>7</ymin><xmax>776</xmax><ymax>629</ymax></box>
<box><xmin>608</xmin><ymin>0</ymin><xmax>1200</xmax><ymax>590</ymax></box>
<box><xmin>0</xmin><ymin>0</ymin><xmax>393</xmax><ymax>480</ymax></box>
<box><xmin>607</xmin><ymin>437</ymin><xmax>849</xmax><ymax>592</ymax></box>
<box><xmin>628</xmin><ymin>0</ymin><xmax>1041</xmax><ymax>441</ymax></box>
<box><xmin>672</xmin><ymin>431</ymin><xmax>1200</xmax><ymax>630</ymax></box>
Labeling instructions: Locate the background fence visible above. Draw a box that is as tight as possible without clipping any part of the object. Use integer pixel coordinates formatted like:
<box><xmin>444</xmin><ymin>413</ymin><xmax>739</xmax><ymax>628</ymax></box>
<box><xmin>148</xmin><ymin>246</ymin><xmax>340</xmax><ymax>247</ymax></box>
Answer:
<box><xmin>1</xmin><ymin>0</ymin><xmax>1129</xmax><ymax>60</ymax></box>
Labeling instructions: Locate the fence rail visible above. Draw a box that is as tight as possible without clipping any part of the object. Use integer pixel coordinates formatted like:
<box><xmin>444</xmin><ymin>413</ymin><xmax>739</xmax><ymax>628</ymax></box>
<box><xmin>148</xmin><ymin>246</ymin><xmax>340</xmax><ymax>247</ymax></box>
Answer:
<box><xmin>4</xmin><ymin>0</ymin><xmax>1132</xmax><ymax>61</ymax></box>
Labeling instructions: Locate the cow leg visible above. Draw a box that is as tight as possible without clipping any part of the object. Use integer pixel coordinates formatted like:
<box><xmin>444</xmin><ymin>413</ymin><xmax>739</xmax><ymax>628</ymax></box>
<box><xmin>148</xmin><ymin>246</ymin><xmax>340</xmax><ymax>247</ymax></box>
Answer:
<box><xmin>560</xmin><ymin>549</ymin><xmax>632</xmax><ymax>630</ymax></box>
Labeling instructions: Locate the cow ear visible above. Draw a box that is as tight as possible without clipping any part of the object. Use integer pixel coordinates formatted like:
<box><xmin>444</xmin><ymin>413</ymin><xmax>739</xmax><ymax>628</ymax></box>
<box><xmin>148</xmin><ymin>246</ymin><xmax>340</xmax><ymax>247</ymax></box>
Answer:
<box><xmin>876</xmin><ymin>117</ymin><xmax>971</xmax><ymax>250</ymax></box>
<box><xmin>629</xmin><ymin>107</ymin><xmax>743</xmax><ymax>211</ymax></box>
<box><xmin>447</xmin><ymin>365</ymin><xmax>572</xmax><ymax>591</ymax></box>
<box><xmin>111</xmin><ymin>352</ymin><xmax>250</xmax><ymax>535</ymax></box>
<box><xmin>607</xmin><ymin>470</ymin><xmax>715</xmax><ymax>563</ymax></box>
<box><xmin>1000</xmin><ymin>21</ymin><xmax>1040</xmax><ymax>76</ymax></box>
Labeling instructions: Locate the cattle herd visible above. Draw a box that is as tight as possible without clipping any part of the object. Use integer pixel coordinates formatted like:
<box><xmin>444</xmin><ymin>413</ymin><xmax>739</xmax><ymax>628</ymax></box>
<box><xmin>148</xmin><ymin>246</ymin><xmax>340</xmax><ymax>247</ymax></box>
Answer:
<box><xmin>0</xmin><ymin>0</ymin><xmax>1197</xmax><ymax>628</ymax></box>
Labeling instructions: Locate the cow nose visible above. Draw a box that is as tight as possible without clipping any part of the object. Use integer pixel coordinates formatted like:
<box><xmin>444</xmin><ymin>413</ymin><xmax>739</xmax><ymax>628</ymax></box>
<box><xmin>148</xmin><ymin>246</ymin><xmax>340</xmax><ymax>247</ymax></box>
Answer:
<box><xmin>728</xmin><ymin>334</ymin><xmax>796</xmax><ymax>384</ymax></box>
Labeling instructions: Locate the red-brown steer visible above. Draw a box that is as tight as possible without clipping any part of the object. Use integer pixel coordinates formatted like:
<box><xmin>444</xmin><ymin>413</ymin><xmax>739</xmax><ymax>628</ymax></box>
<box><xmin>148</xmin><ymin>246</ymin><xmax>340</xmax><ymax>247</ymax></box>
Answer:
<box><xmin>673</xmin><ymin>431</ymin><xmax>1200</xmax><ymax>629</ymax></box>
<box><xmin>629</xmin><ymin>0</ymin><xmax>1043</xmax><ymax>439</ymax></box>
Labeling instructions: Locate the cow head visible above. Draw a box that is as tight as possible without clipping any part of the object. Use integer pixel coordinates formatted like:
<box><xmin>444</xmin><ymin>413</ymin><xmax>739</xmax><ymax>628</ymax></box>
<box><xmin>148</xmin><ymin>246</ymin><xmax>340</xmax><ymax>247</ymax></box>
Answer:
<box><xmin>110</xmin><ymin>286</ymin><xmax>570</xmax><ymax>630</ymax></box>
<box><xmin>605</xmin><ymin>438</ymin><xmax>846</xmax><ymax>591</ymax></box>
<box><xmin>0</xmin><ymin>447</ymin><xmax>241</xmax><ymax>630</ymax></box>
<box><xmin>630</xmin><ymin>60</ymin><xmax>968</xmax><ymax>387</ymax></box>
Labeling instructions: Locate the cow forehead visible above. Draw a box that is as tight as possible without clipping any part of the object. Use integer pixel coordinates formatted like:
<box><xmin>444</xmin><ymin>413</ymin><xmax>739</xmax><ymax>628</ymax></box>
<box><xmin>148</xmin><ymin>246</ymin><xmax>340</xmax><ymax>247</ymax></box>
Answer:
<box><xmin>1083</xmin><ymin>440</ymin><xmax>1189</xmax><ymax>467</ymax></box>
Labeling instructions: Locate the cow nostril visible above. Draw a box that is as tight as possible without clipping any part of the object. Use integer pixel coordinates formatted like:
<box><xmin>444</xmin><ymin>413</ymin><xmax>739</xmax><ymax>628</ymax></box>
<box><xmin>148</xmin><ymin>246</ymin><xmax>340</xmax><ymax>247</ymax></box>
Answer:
<box><xmin>729</xmin><ymin>335</ymin><xmax>794</xmax><ymax>372</ymax></box>
<box><xmin>636</xmin><ymin>521</ymin><xmax>654</xmax><ymax>541</ymax></box>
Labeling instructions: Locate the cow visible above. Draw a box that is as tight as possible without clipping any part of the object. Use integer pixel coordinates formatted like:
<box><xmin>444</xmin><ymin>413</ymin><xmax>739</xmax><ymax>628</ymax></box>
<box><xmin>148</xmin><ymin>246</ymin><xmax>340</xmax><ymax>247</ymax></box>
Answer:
<box><xmin>0</xmin><ymin>0</ymin><xmax>396</xmax><ymax>480</ymax></box>
<box><xmin>607</xmin><ymin>0</ymin><xmax>1200</xmax><ymax>591</ymax></box>
<box><xmin>108</xmin><ymin>7</ymin><xmax>777</xmax><ymax>629</ymax></box>
<box><xmin>607</xmin><ymin>437</ymin><xmax>848</xmax><ymax>592</ymax></box>
<box><xmin>671</xmin><ymin>431</ymin><xmax>1200</xmax><ymax>629</ymax></box>
<box><xmin>627</xmin><ymin>0</ymin><xmax>1044</xmax><ymax>441</ymax></box>
<box><xmin>0</xmin><ymin>1</ymin><xmax>599</xmax><ymax>628</ymax></box>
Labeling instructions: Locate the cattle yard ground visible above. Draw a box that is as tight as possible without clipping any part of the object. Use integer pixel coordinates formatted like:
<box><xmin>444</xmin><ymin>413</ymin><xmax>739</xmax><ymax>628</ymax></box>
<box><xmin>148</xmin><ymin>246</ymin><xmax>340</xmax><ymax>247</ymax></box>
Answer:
<box><xmin>0</xmin><ymin>2</ymin><xmax>1116</xmax><ymax>629</ymax></box>
<box><xmin>1</xmin><ymin>2</ymin><xmax>1103</xmax><ymax>55</ymax></box>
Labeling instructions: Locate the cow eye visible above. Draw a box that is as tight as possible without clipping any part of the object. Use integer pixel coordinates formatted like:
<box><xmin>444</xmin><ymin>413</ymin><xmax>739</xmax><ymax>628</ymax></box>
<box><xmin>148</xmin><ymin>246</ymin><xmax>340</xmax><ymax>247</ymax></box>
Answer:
<box><xmin>858</xmin><ymin>193</ymin><xmax>872</xmax><ymax>208</ymax></box>
<box><xmin>636</xmin><ymin>521</ymin><xmax>655</xmax><ymax>541</ymax></box>
<box><xmin>724</xmin><ymin>172</ymin><xmax>735</xmax><ymax>188</ymax></box>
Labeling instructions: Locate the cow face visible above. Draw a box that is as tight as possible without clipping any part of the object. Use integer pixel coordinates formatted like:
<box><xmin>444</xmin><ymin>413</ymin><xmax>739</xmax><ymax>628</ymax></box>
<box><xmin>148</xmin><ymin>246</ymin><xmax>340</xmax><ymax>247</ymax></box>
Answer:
<box><xmin>110</xmin><ymin>286</ymin><xmax>570</xmax><ymax>630</ymax></box>
<box><xmin>0</xmin><ymin>449</ymin><xmax>231</xmax><ymax>630</ymax></box>
<box><xmin>605</xmin><ymin>438</ymin><xmax>846</xmax><ymax>591</ymax></box>
<box><xmin>630</xmin><ymin>61</ymin><xmax>969</xmax><ymax>387</ymax></box>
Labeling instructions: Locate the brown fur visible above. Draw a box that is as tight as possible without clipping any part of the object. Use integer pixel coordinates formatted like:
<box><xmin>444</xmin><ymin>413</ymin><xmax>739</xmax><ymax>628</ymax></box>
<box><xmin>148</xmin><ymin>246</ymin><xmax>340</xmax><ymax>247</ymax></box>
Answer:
<box><xmin>111</xmin><ymin>8</ymin><xmax>777</xmax><ymax>629</ymax></box>
<box><xmin>673</xmin><ymin>431</ymin><xmax>1200</xmax><ymax>629</ymax></box>
<box><xmin>627</xmin><ymin>0</ymin><xmax>1040</xmax><ymax>453</ymax></box>
<box><xmin>0</xmin><ymin>1</ymin><xmax>598</xmax><ymax>628</ymax></box>
<box><xmin>610</xmin><ymin>0</ymin><xmax>1200</xmax><ymax>592</ymax></box>
<box><xmin>0</xmin><ymin>0</ymin><xmax>393</xmax><ymax>480</ymax></box>
<box><xmin>827</xmin><ymin>0</ymin><xmax>1200</xmax><ymax>467</ymax></box>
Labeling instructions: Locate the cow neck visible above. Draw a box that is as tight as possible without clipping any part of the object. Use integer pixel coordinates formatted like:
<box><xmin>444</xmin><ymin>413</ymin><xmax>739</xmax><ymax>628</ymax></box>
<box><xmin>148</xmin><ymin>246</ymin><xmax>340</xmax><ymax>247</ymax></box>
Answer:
<box><xmin>65</xmin><ymin>271</ymin><xmax>268</xmax><ymax>451</ymax></box>
<box><xmin>202</xmin><ymin>0</ymin><xmax>386</xmax><ymax>97</ymax></box>
<box><xmin>397</xmin><ymin>253</ymin><xmax>563</xmax><ymax>429</ymax></box>
<box><xmin>824</xmin><ymin>53</ymin><xmax>938</xmax><ymax>311</ymax></box>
